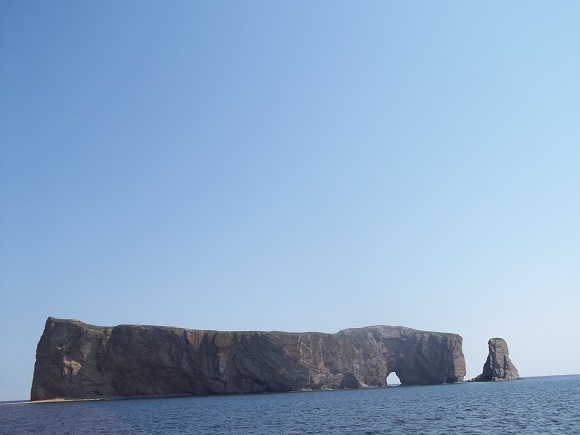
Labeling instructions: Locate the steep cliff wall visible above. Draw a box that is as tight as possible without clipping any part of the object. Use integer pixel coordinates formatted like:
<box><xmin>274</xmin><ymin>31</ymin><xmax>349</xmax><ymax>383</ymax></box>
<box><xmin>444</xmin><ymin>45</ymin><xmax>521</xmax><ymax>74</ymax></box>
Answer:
<box><xmin>31</xmin><ymin>317</ymin><xmax>466</xmax><ymax>401</ymax></box>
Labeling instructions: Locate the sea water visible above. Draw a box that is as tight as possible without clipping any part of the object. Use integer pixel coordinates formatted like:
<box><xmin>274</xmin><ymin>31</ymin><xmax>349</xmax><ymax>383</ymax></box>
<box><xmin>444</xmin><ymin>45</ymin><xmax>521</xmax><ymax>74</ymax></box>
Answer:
<box><xmin>1</xmin><ymin>375</ymin><xmax>579</xmax><ymax>434</ymax></box>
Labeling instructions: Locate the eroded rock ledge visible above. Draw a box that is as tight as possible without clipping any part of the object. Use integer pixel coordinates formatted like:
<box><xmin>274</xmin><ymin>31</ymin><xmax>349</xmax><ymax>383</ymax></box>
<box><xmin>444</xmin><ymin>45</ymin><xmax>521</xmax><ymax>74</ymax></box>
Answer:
<box><xmin>31</xmin><ymin>317</ymin><xmax>466</xmax><ymax>401</ymax></box>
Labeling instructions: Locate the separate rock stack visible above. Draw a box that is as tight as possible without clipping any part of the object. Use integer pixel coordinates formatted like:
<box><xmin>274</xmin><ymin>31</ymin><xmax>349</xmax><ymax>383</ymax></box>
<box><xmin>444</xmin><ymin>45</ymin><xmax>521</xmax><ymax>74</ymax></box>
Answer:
<box><xmin>471</xmin><ymin>338</ymin><xmax>519</xmax><ymax>381</ymax></box>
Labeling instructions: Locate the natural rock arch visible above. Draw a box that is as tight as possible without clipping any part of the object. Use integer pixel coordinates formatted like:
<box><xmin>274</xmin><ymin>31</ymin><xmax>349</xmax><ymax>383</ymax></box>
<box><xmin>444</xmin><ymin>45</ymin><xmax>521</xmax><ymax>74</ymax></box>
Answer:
<box><xmin>386</xmin><ymin>372</ymin><xmax>401</xmax><ymax>386</ymax></box>
<box><xmin>31</xmin><ymin>318</ymin><xmax>466</xmax><ymax>400</ymax></box>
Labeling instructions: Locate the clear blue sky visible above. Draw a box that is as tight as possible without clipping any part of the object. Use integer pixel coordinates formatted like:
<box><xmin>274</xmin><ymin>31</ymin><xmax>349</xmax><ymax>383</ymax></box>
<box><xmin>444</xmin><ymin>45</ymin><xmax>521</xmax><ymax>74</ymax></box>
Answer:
<box><xmin>2</xmin><ymin>1</ymin><xmax>580</xmax><ymax>401</ymax></box>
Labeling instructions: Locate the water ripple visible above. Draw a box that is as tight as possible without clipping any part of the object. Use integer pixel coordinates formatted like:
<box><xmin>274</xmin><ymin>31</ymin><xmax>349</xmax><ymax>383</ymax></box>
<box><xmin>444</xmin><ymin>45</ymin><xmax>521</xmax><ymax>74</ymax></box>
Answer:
<box><xmin>1</xmin><ymin>375</ymin><xmax>580</xmax><ymax>434</ymax></box>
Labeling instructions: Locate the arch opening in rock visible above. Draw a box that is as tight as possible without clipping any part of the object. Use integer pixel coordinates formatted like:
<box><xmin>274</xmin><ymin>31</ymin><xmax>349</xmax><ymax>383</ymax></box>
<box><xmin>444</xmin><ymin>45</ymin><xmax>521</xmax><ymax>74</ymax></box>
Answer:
<box><xmin>386</xmin><ymin>372</ymin><xmax>401</xmax><ymax>386</ymax></box>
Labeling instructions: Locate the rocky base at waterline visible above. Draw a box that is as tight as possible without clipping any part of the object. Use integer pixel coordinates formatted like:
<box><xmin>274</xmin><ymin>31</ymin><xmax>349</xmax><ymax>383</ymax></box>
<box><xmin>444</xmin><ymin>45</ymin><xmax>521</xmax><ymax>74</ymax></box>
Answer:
<box><xmin>31</xmin><ymin>317</ymin><xmax>466</xmax><ymax>401</ymax></box>
<box><xmin>470</xmin><ymin>338</ymin><xmax>519</xmax><ymax>382</ymax></box>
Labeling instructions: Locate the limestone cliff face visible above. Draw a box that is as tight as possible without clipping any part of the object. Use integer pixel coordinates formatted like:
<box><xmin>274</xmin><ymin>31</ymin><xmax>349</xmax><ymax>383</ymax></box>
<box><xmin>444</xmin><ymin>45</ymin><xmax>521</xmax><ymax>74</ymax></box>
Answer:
<box><xmin>471</xmin><ymin>338</ymin><xmax>519</xmax><ymax>382</ymax></box>
<box><xmin>31</xmin><ymin>317</ymin><xmax>466</xmax><ymax>401</ymax></box>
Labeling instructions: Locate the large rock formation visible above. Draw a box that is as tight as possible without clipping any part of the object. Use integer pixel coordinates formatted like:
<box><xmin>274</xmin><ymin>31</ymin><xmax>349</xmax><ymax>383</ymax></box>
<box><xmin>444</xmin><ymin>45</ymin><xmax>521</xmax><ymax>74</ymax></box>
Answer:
<box><xmin>471</xmin><ymin>338</ymin><xmax>519</xmax><ymax>382</ymax></box>
<box><xmin>31</xmin><ymin>317</ymin><xmax>466</xmax><ymax>401</ymax></box>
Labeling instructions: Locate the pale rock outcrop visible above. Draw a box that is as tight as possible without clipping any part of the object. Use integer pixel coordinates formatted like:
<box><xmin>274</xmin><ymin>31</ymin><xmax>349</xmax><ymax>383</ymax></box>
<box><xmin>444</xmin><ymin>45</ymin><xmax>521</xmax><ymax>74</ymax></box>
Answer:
<box><xmin>31</xmin><ymin>317</ymin><xmax>466</xmax><ymax>401</ymax></box>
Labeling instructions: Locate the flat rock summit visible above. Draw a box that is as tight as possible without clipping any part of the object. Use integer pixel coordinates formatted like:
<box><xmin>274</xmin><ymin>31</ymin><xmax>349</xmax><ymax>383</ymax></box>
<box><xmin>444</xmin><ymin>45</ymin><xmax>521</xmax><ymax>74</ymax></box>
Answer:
<box><xmin>31</xmin><ymin>317</ymin><xmax>466</xmax><ymax>401</ymax></box>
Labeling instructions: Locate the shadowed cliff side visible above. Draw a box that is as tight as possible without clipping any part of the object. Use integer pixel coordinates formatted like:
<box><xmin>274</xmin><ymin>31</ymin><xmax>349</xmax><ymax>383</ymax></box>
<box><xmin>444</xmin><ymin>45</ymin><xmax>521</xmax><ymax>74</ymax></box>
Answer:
<box><xmin>31</xmin><ymin>317</ymin><xmax>466</xmax><ymax>401</ymax></box>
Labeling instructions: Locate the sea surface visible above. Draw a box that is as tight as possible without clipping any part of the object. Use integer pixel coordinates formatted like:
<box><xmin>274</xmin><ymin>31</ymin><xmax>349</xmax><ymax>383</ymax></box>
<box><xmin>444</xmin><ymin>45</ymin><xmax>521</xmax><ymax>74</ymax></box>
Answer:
<box><xmin>1</xmin><ymin>375</ymin><xmax>579</xmax><ymax>434</ymax></box>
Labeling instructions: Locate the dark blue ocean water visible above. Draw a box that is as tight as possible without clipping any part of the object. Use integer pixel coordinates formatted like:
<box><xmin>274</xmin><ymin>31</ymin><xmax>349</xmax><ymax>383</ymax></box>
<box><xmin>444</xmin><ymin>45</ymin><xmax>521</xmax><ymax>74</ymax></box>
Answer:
<box><xmin>1</xmin><ymin>375</ymin><xmax>579</xmax><ymax>434</ymax></box>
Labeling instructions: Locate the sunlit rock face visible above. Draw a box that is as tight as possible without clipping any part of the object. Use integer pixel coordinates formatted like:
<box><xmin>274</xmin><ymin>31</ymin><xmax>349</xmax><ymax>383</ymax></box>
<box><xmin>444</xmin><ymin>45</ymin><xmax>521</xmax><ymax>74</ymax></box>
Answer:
<box><xmin>470</xmin><ymin>338</ymin><xmax>519</xmax><ymax>382</ymax></box>
<box><xmin>31</xmin><ymin>317</ymin><xmax>466</xmax><ymax>401</ymax></box>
